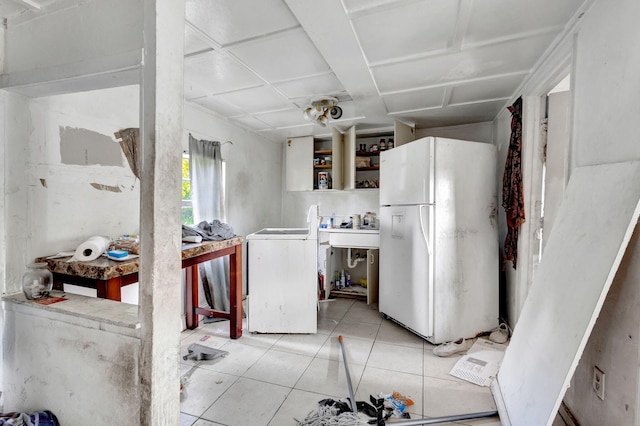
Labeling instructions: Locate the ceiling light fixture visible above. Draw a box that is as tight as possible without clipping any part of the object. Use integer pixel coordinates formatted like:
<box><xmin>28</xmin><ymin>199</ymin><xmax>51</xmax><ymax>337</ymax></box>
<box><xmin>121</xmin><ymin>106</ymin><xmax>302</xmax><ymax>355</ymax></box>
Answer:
<box><xmin>303</xmin><ymin>97</ymin><xmax>342</xmax><ymax>127</ymax></box>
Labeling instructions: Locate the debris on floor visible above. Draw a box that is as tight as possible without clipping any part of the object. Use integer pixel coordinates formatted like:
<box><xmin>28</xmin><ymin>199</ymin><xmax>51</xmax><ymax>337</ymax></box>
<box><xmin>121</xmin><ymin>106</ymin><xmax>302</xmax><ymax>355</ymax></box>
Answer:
<box><xmin>382</xmin><ymin>392</ymin><xmax>413</xmax><ymax>419</ymax></box>
<box><xmin>181</xmin><ymin>343</ymin><xmax>229</xmax><ymax>396</ymax></box>
<box><xmin>182</xmin><ymin>343</ymin><xmax>228</xmax><ymax>361</ymax></box>
<box><xmin>449</xmin><ymin>338</ymin><xmax>507</xmax><ymax>386</ymax></box>
<box><xmin>295</xmin><ymin>393</ymin><xmax>412</xmax><ymax>425</ymax></box>
<box><xmin>432</xmin><ymin>338</ymin><xmax>469</xmax><ymax>357</ymax></box>
<box><xmin>488</xmin><ymin>322</ymin><xmax>511</xmax><ymax>344</ymax></box>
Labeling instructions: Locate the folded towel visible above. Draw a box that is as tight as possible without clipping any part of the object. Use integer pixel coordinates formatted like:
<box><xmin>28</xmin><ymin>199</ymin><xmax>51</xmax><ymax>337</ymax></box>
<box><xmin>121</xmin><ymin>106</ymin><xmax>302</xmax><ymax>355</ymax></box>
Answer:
<box><xmin>182</xmin><ymin>220</ymin><xmax>235</xmax><ymax>241</ymax></box>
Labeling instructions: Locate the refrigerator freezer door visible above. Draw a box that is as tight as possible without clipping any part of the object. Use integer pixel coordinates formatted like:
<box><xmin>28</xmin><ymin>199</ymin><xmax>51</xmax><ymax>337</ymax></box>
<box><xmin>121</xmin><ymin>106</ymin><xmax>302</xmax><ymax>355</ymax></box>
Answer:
<box><xmin>379</xmin><ymin>204</ymin><xmax>434</xmax><ymax>338</ymax></box>
<box><xmin>379</xmin><ymin>137</ymin><xmax>435</xmax><ymax>206</ymax></box>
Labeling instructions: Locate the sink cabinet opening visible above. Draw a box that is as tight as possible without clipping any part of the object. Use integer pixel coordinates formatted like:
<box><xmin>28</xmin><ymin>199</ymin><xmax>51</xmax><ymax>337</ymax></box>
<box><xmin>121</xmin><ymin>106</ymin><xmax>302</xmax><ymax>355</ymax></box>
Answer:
<box><xmin>327</xmin><ymin>247</ymin><xmax>378</xmax><ymax>304</ymax></box>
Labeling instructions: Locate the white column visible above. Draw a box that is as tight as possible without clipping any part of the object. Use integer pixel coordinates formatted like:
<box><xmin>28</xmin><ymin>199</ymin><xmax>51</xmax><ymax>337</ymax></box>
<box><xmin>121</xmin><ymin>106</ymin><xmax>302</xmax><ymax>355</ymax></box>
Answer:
<box><xmin>139</xmin><ymin>0</ymin><xmax>184</xmax><ymax>424</ymax></box>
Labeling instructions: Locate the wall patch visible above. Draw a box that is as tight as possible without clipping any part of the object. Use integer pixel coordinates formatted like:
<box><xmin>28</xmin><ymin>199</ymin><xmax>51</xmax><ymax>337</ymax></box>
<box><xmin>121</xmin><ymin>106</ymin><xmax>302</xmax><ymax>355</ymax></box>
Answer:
<box><xmin>90</xmin><ymin>183</ymin><xmax>122</xmax><ymax>193</ymax></box>
<box><xmin>60</xmin><ymin>127</ymin><xmax>123</xmax><ymax>167</ymax></box>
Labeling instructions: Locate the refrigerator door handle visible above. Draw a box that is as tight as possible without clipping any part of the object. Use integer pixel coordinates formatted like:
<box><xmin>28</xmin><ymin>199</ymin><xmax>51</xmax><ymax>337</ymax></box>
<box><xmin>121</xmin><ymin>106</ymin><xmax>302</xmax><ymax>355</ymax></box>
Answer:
<box><xmin>419</xmin><ymin>205</ymin><xmax>432</xmax><ymax>256</ymax></box>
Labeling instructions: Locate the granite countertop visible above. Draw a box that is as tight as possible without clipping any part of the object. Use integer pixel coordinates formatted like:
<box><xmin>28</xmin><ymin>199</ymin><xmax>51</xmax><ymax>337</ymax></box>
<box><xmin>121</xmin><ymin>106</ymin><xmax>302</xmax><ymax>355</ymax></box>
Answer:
<box><xmin>36</xmin><ymin>235</ymin><xmax>245</xmax><ymax>280</ymax></box>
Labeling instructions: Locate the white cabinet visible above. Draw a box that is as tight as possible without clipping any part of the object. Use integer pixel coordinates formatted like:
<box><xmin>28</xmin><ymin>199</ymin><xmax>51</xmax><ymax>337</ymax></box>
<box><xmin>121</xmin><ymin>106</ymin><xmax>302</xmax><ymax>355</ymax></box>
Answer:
<box><xmin>285</xmin><ymin>131</ymin><xmax>346</xmax><ymax>191</ymax></box>
<box><xmin>285</xmin><ymin>120</ymin><xmax>415</xmax><ymax>192</ymax></box>
<box><xmin>285</xmin><ymin>136</ymin><xmax>313</xmax><ymax>191</ymax></box>
<box><xmin>338</xmin><ymin>126</ymin><xmax>356</xmax><ymax>190</ymax></box>
<box><xmin>394</xmin><ymin>120</ymin><xmax>416</xmax><ymax>147</ymax></box>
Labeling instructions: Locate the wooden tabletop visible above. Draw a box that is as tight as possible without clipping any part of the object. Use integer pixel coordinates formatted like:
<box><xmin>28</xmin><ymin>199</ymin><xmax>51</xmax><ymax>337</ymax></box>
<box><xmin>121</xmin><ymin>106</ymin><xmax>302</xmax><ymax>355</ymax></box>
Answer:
<box><xmin>36</xmin><ymin>236</ymin><xmax>244</xmax><ymax>281</ymax></box>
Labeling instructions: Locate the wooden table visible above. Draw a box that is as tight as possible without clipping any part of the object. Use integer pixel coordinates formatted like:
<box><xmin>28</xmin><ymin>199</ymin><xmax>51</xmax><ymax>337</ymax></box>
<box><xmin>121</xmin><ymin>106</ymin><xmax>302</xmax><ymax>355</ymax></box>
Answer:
<box><xmin>37</xmin><ymin>236</ymin><xmax>244</xmax><ymax>338</ymax></box>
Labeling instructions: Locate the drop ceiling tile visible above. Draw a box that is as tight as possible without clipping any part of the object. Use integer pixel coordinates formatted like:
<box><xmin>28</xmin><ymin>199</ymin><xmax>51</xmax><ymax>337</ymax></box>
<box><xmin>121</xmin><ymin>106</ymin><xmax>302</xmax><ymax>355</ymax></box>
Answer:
<box><xmin>464</xmin><ymin>0</ymin><xmax>585</xmax><ymax>46</ymax></box>
<box><xmin>343</xmin><ymin>0</ymin><xmax>402</xmax><ymax>14</ymax></box>
<box><xmin>382</xmin><ymin>87</ymin><xmax>446</xmax><ymax>113</ymax></box>
<box><xmin>402</xmin><ymin>99</ymin><xmax>507</xmax><ymax>128</ymax></box>
<box><xmin>351</xmin><ymin>0</ymin><xmax>457</xmax><ymax>64</ymax></box>
<box><xmin>372</xmin><ymin>32</ymin><xmax>556</xmax><ymax>92</ymax></box>
<box><xmin>259</xmin><ymin>125</ymin><xmax>318</xmax><ymax>140</ymax></box>
<box><xmin>448</xmin><ymin>74</ymin><xmax>525</xmax><ymax>105</ymax></box>
<box><xmin>190</xmin><ymin>96</ymin><xmax>247</xmax><ymax>117</ymax></box>
<box><xmin>184</xmin><ymin>26</ymin><xmax>211</xmax><ymax>56</ymax></box>
<box><xmin>185</xmin><ymin>0</ymin><xmax>298</xmax><ymax>46</ymax></box>
<box><xmin>216</xmin><ymin>86</ymin><xmax>292</xmax><ymax>113</ymax></box>
<box><xmin>253</xmin><ymin>108</ymin><xmax>307</xmax><ymax>128</ymax></box>
<box><xmin>273</xmin><ymin>73</ymin><xmax>346</xmax><ymax>101</ymax></box>
<box><xmin>184</xmin><ymin>51</ymin><xmax>263</xmax><ymax>95</ymax></box>
<box><xmin>230</xmin><ymin>115</ymin><xmax>276</xmax><ymax>131</ymax></box>
<box><xmin>228</xmin><ymin>28</ymin><xmax>331</xmax><ymax>82</ymax></box>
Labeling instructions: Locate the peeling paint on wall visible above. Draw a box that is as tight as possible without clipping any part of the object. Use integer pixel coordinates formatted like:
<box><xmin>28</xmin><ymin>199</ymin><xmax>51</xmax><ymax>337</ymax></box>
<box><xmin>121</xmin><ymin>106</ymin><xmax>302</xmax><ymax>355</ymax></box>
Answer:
<box><xmin>90</xmin><ymin>183</ymin><xmax>122</xmax><ymax>193</ymax></box>
<box><xmin>59</xmin><ymin>126</ymin><xmax>123</xmax><ymax>167</ymax></box>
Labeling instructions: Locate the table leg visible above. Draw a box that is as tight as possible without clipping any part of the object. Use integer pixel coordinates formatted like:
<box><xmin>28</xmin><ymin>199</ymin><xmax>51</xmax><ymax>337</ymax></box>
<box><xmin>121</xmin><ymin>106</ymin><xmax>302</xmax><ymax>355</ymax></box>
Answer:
<box><xmin>229</xmin><ymin>246</ymin><xmax>243</xmax><ymax>339</ymax></box>
<box><xmin>186</xmin><ymin>265</ymin><xmax>199</xmax><ymax>329</ymax></box>
<box><xmin>97</xmin><ymin>278</ymin><xmax>122</xmax><ymax>301</ymax></box>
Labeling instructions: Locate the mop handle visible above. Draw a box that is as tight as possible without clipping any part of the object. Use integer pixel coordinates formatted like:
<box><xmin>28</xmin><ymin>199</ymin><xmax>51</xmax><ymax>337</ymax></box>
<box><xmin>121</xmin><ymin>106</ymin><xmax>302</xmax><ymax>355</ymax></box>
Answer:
<box><xmin>338</xmin><ymin>335</ymin><xmax>357</xmax><ymax>413</ymax></box>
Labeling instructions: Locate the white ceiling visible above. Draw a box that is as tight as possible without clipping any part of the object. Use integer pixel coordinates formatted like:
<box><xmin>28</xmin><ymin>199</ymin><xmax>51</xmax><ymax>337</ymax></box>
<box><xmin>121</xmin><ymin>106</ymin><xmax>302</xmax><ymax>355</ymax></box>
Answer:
<box><xmin>2</xmin><ymin>0</ymin><xmax>586</xmax><ymax>141</ymax></box>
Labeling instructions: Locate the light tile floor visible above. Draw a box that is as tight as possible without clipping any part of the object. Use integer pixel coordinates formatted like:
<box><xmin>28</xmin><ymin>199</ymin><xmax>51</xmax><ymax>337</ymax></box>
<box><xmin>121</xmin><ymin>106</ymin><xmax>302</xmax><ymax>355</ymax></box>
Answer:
<box><xmin>179</xmin><ymin>298</ymin><xmax>567</xmax><ymax>426</ymax></box>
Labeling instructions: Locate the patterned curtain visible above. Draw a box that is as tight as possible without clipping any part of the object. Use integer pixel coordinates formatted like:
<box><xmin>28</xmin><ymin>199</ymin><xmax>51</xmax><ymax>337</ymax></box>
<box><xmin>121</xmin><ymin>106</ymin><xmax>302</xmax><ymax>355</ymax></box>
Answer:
<box><xmin>502</xmin><ymin>97</ymin><xmax>525</xmax><ymax>269</ymax></box>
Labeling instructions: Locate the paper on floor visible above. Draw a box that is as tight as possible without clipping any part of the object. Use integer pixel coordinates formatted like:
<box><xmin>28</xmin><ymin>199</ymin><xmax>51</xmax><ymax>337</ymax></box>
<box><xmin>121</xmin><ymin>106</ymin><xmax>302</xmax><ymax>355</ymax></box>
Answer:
<box><xmin>449</xmin><ymin>338</ymin><xmax>507</xmax><ymax>386</ymax></box>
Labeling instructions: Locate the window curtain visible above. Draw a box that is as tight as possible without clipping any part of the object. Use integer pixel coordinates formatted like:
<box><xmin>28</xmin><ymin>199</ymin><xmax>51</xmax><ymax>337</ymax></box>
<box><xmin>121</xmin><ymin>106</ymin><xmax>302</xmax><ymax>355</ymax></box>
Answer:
<box><xmin>189</xmin><ymin>134</ymin><xmax>229</xmax><ymax>311</ymax></box>
<box><xmin>115</xmin><ymin>128</ymin><xmax>141</xmax><ymax>179</ymax></box>
<box><xmin>502</xmin><ymin>97</ymin><xmax>525</xmax><ymax>270</ymax></box>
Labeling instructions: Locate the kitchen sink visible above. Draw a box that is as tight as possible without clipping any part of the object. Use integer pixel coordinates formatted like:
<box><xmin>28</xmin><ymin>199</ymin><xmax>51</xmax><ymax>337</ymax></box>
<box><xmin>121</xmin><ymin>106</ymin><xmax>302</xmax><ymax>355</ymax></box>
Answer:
<box><xmin>251</xmin><ymin>228</ymin><xmax>309</xmax><ymax>235</ymax></box>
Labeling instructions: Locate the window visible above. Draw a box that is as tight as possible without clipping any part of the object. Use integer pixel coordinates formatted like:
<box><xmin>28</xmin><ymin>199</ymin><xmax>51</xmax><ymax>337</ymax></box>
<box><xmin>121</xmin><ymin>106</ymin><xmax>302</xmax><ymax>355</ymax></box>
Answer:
<box><xmin>182</xmin><ymin>150</ymin><xmax>227</xmax><ymax>225</ymax></box>
<box><xmin>182</xmin><ymin>154</ymin><xmax>193</xmax><ymax>224</ymax></box>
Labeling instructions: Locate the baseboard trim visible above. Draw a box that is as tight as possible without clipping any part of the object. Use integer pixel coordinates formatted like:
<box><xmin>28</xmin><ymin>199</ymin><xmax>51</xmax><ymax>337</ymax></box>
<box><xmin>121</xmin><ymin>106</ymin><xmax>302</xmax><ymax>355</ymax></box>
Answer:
<box><xmin>558</xmin><ymin>401</ymin><xmax>580</xmax><ymax>426</ymax></box>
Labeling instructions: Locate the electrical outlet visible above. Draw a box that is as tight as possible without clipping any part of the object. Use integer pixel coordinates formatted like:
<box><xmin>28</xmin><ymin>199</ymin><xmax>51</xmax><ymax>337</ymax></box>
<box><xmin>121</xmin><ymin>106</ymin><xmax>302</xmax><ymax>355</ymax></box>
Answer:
<box><xmin>593</xmin><ymin>366</ymin><xmax>605</xmax><ymax>400</ymax></box>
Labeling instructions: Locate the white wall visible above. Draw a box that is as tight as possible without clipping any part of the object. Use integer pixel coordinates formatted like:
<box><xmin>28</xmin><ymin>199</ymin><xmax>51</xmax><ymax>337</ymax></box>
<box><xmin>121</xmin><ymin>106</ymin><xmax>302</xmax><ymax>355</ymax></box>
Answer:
<box><xmin>184</xmin><ymin>103</ymin><xmax>282</xmax><ymax>297</ymax></box>
<box><xmin>0</xmin><ymin>86</ymin><xmax>281</xmax><ymax>295</ymax></box>
<box><xmin>282</xmin><ymin>189</ymin><xmax>379</xmax><ymax>229</ymax></box>
<box><xmin>184</xmin><ymin>103</ymin><xmax>282</xmax><ymax>238</ymax></box>
<box><xmin>558</xmin><ymin>0</ymin><xmax>640</xmax><ymax>423</ymax></box>
<box><xmin>3</xmin><ymin>295</ymin><xmax>141</xmax><ymax>425</ymax></box>
<box><xmin>416</xmin><ymin>121</ymin><xmax>494</xmax><ymax>144</ymax></box>
<box><xmin>495</xmin><ymin>0</ymin><xmax>640</xmax><ymax>423</ymax></box>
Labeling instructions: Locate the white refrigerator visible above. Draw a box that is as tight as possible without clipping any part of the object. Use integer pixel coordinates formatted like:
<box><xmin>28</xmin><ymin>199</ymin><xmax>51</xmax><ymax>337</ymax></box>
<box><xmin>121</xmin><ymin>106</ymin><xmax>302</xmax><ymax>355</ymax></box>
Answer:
<box><xmin>379</xmin><ymin>137</ymin><xmax>498</xmax><ymax>344</ymax></box>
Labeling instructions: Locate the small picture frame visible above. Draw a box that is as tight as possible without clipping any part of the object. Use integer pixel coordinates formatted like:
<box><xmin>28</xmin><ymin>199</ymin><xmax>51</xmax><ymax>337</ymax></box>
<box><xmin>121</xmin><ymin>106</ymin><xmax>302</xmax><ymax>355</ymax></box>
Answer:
<box><xmin>318</xmin><ymin>172</ymin><xmax>329</xmax><ymax>190</ymax></box>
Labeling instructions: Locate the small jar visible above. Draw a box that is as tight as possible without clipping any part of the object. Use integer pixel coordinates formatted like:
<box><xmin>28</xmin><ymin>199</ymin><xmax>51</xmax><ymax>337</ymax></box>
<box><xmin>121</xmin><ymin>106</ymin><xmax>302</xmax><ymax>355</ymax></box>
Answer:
<box><xmin>379</xmin><ymin>138</ymin><xmax>386</xmax><ymax>150</ymax></box>
<box><xmin>22</xmin><ymin>262</ymin><xmax>53</xmax><ymax>300</ymax></box>
<box><xmin>388</xmin><ymin>138</ymin><xmax>394</xmax><ymax>149</ymax></box>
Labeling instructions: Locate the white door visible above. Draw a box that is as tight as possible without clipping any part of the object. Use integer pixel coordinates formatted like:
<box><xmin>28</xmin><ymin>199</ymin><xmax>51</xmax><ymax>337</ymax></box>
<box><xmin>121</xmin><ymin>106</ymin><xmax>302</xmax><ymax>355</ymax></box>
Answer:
<box><xmin>342</xmin><ymin>125</ymin><xmax>356</xmax><ymax>190</ymax></box>
<box><xmin>379</xmin><ymin>204</ymin><xmax>433</xmax><ymax>337</ymax></box>
<box><xmin>331</xmin><ymin>128</ymin><xmax>344</xmax><ymax>190</ymax></box>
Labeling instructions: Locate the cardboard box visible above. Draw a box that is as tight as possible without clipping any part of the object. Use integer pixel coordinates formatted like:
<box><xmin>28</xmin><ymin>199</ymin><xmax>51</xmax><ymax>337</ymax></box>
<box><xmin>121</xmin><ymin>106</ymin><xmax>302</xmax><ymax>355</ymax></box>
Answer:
<box><xmin>355</xmin><ymin>157</ymin><xmax>371</xmax><ymax>168</ymax></box>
